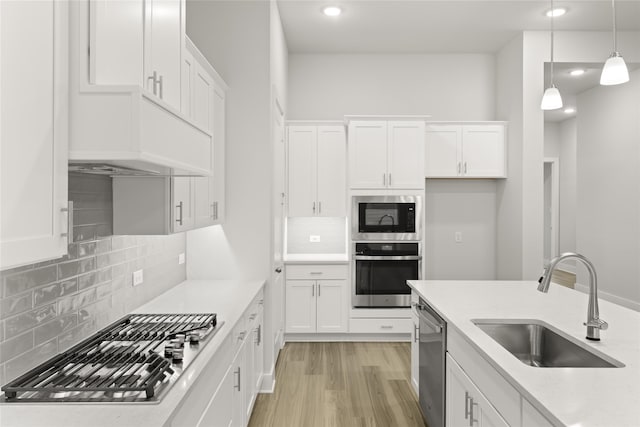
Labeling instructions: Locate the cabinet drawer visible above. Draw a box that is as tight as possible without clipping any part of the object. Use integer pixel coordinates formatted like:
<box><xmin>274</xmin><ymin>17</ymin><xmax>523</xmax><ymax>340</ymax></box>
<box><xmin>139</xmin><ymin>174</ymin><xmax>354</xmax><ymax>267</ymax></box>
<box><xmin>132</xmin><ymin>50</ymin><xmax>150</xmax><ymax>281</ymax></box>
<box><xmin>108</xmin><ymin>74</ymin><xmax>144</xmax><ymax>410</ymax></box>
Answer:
<box><xmin>245</xmin><ymin>290</ymin><xmax>264</xmax><ymax>325</ymax></box>
<box><xmin>349</xmin><ymin>318</ymin><xmax>412</xmax><ymax>334</ymax></box>
<box><xmin>286</xmin><ymin>264</ymin><xmax>348</xmax><ymax>280</ymax></box>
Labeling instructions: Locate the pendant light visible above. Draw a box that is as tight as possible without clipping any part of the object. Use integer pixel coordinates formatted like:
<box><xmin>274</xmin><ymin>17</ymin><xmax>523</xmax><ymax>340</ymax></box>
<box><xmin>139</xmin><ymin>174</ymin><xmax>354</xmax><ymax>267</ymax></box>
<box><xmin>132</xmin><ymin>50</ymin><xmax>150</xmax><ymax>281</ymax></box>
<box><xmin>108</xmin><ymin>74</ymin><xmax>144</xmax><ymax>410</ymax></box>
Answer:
<box><xmin>600</xmin><ymin>0</ymin><xmax>629</xmax><ymax>85</ymax></box>
<box><xmin>541</xmin><ymin>0</ymin><xmax>563</xmax><ymax>110</ymax></box>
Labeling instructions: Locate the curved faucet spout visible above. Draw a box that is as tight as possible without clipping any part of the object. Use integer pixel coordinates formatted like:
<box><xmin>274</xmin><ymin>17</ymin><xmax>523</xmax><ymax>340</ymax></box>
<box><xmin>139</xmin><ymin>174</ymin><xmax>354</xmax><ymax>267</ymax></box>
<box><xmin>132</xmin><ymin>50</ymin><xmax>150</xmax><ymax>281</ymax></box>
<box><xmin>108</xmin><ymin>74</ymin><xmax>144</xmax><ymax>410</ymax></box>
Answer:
<box><xmin>537</xmin><ymin>252</ymin><xmax>608</xmax><ymax>341</ymax></box>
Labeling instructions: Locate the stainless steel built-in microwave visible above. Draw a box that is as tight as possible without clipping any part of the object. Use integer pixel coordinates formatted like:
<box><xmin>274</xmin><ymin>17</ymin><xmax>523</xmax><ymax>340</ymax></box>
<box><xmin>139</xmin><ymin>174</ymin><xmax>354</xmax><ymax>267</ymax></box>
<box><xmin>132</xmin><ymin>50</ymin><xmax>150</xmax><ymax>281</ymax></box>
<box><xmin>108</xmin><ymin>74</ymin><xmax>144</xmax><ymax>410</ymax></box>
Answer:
<box><xmin>352</xmin><ymin>196</ymin><xmax>422</xmax><ymax>241</ymax></box>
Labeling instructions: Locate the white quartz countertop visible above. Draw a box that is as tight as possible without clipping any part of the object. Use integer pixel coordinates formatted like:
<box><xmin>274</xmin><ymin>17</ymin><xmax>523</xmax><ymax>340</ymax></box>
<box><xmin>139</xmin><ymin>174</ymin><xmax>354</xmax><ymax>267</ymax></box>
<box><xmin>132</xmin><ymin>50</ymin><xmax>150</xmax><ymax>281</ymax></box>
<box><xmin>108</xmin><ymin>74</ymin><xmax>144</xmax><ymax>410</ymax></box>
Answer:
<box><xmin>0</xmin><ymin>279</ymin><xmax>265</xmax><ymax>427</ymax></box>
<box><xmin>408</xmin><ymin>280</ymin><xmax>640</xmax><ymax>427</ymax></box>
<box><xmin>283</xmin><ymin>253</ymin><xmax>349</xmax><ymax>263</ymax></box>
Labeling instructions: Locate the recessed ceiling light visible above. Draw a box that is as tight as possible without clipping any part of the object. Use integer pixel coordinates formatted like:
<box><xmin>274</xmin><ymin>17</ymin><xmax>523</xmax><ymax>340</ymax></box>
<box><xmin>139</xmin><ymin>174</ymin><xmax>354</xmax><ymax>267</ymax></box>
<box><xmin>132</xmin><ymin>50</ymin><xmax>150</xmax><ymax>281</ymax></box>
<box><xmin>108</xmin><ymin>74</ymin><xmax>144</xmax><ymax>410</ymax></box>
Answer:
<box><xmin>323</xmin><ymin>6</ymin><xmax>342</xmax><ymax>17</ymax></box>
<box><xmin>569</xmin><ymin>69</ymin><xmax>585</xmax><ymax>76</ymax></box>
<box><xmin>546</xmin><ymin>8</ymin><xmax>567</xmax><ymax>17</ymax></box>
<box><xmin>564</xmin><ymin>108</ymin><xmax>576</xmax><ymax>114</ymax></box>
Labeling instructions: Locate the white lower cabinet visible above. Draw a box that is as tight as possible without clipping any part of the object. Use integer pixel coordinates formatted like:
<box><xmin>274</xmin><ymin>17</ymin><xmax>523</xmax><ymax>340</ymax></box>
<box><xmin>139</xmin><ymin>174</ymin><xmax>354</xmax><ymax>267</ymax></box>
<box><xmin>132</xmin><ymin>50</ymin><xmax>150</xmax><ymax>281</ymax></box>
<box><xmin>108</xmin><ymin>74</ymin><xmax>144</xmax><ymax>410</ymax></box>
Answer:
<box><xmin>447</xmin><ymin>354</ymin><xmax>508</xmax><ymax>427</ymax></box>
<box><xmin>285</xmin><ymin>265</ymin><xmax>349</xmax><ymax>334</ymax></box>
<box><xmin>171</xmin><ymin>290</ymin><xmax>264</xmax><ymax>427</ymax></box>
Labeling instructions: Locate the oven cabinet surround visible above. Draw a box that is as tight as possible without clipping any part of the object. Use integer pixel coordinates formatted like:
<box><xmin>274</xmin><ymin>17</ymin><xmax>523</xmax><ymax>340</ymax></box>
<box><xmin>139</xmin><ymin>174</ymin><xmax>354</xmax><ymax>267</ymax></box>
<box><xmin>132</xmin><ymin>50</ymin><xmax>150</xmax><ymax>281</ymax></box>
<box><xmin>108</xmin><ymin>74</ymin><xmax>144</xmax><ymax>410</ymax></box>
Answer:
<box><xmin>408</xmin><ymin>280</ymin><xmax>640</xmax><ymax>427</ymax></box>
<box><xmin>425</xmin><ymin>122</ymin><xmax>507</xmax><ymax>178</ymax></box>
<box><xmin>287</xmin><ymin>123</ymin><xmax>347</xmax><ymax>217</ymax></box>
<box><xmin>0</xmin><ymin>0</ymin><xmax>69</xmax><ymax>270</ymax></box>
<box><xmin>348</xmin><ymin>118</ymin><xmax>427</xmax><ymax>190</ymax></box>
<box><xmin>285</xmin><ymin>264</ymin><xmax>349</xmax><ymax>334</ymax></box>
<box><xmin>68</xmin><ymin>0</ymin><xmax>212</xmax><ymax>177</ymax></box>
<box><xmin>170</xmin><ymin>287</ymin><xmax>265</xmax><ymax>427</ymax></box>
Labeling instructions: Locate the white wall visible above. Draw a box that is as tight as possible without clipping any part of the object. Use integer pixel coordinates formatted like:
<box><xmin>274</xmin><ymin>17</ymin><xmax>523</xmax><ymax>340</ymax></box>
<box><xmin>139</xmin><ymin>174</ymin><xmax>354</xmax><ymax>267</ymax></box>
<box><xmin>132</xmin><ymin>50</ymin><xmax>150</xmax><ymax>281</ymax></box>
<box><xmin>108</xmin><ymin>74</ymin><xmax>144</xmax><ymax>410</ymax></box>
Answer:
<box><xmin>544</xmin><ymin>122</ymin><xmax>561</xmax><ymax>158</ymax></box>
<box><xmin>288</xmin><ymin>53</ymin><xmax>495</xmax><ymax>120</ymax></box>
<box><xmin>425</xmin><ymin>180</ymin><xmax>497</xmax><ymax>279</ymax></box>
<box><xmin>575</xmin><ymin>69</ymin><xmax>640</xmax><ymax>309</ymax></box>
<box><xmin>559</xmin><ymin>118</ymin><xmax>577</xmax><ymax>259</ymax></box>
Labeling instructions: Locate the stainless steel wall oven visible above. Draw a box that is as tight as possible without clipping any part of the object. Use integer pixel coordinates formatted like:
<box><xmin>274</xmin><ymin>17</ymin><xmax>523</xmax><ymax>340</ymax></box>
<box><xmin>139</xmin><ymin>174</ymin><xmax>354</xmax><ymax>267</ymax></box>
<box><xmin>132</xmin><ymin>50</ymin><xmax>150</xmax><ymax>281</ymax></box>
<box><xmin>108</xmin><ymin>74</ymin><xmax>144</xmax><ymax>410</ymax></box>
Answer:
<box><xmin>352</xmin><ymin>242</ymin><xmax>421</xmax><ymax>307</ymax></box>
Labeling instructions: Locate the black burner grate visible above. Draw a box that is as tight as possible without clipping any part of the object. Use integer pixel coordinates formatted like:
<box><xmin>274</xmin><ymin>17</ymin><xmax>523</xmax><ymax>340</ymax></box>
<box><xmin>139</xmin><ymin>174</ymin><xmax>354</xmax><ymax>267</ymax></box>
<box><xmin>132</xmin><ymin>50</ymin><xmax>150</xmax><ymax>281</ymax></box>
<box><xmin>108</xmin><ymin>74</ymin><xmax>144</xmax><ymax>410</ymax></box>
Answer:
<box><xmin>1</xmin><ymin>313</ymin><xmax>217</xmax><ymax>402</ymax></box>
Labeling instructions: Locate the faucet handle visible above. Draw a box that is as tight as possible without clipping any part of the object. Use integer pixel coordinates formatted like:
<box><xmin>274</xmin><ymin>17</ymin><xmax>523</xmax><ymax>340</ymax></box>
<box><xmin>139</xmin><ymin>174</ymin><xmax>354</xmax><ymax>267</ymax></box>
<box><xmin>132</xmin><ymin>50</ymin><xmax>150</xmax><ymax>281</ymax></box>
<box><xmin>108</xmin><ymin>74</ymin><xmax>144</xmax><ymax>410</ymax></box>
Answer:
<box><xmin>584</xmin><ymin>318</ymin><xmax>608</xmax><ymax>330</ymax></box>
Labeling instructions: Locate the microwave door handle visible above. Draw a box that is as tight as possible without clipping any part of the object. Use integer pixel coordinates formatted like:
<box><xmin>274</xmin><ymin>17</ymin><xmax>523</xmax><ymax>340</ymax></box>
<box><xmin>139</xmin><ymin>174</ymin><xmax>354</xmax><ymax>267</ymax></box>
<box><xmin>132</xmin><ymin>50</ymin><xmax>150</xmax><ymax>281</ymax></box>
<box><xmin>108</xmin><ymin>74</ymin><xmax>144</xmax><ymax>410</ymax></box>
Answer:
<box><xmin>353</xmin><ymin>255</ymin><xmax>422</xmax><ymax>261</ymax></box>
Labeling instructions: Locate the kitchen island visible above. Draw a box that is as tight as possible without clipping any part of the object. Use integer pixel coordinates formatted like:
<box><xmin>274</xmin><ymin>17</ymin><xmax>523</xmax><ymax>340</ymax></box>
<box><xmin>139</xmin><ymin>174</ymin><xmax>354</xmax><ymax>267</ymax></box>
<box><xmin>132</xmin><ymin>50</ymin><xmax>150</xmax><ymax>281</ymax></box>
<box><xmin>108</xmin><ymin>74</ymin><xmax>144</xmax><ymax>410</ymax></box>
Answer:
<box><xmin>408</xmin><ymin>280</ymin><xmax>640</xmax><ymax>427</ymax></box>
<box><xmin>0</xmin><ymin>279</ymin><xmax>265</xmax><ymax>427</ymax></box>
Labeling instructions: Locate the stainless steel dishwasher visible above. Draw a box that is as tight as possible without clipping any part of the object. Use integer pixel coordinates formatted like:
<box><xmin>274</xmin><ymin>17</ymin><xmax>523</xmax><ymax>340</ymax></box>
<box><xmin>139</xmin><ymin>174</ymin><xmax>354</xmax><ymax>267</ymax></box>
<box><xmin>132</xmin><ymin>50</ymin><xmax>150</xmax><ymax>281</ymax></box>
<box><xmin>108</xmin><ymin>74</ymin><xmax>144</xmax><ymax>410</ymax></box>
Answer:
<box><xmin>417</xmin><ymin>299</ymin><xmax>446</xmax><ymax>427</ymax></box>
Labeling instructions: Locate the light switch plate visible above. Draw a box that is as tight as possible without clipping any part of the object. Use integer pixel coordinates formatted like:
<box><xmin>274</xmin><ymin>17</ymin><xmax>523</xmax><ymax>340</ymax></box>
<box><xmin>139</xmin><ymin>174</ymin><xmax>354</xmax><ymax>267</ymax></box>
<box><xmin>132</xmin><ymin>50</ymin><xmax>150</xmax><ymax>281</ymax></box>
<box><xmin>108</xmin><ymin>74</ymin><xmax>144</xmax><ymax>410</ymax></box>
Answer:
<box><xmin>309</xmin><ymin>235</ymin><xmax>321</xmax><ymax>243</ymax></box>
<box><xmin>178</xmin><ymin>253</ymin><xmax>185</xmax><ymax>265</ymax></box>
<box><xmin>133</xmin><ymin>269</ymin><xmax>144</xmax><ymax>286</ymax></box>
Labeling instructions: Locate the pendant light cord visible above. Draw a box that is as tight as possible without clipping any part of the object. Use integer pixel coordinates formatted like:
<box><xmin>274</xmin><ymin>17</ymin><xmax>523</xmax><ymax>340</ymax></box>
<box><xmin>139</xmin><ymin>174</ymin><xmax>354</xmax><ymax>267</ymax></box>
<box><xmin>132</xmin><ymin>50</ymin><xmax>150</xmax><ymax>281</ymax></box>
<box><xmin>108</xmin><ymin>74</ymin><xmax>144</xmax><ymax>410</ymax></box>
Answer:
<box><xmin>550</xmin><ymin>0</ymin><xmax>555</xmax><ymax>85</ymax></box>
<box><xmin>612</xmin><ymin>0</ymin><xmax>617</xmax><ymax>52</ymax></box>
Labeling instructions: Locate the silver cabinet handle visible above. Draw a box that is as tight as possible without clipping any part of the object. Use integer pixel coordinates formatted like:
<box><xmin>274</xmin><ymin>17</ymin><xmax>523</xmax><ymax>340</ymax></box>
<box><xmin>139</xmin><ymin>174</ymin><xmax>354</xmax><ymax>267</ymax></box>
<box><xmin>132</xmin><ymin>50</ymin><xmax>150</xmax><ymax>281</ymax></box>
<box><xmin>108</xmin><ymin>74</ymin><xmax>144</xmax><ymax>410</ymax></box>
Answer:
<box><xmin>383</xmin><ymin>173</ymin><xmax>386</xmax><ymax>186</ymax></box>
<box><xmin>176</xmin><ymin>201</ymin><xmax>183</xmax><ymax>226</ymax></box>
<box><xmin>318</xmin><ymin>201</ymin><xmax>322</xmax><ymax>214</ymax></box>
<box><xmin>389</xmin><ymin>173</ymin><xmax>392</xmax><ymax>186</ymax></box>
<box><xmin>312</xmin><ymin>201</ymin><xmax>316</xmax><ymax>215</ymax></box>
<box><xmin>158</xmin><ymin>74</ymin><xmax>164</xmax><ymax>99</ymax></box>
<box><xmin>414</xmin><ymin>323</ymin><xmax>419</xmax><ymax>342</ymax></box>
<box><xmin>147</xmin><ymin>71</ymin><xmax>158</xmax><ymax>95</ymax></box>
<box><xmin>238</xmin><ymin>331</ymin><xmax>246</xmax><ymax>341</ymax></box>
<box><xmin>214</xmin><ymin>202</ymin><xmax>218</xmax><ymax>220</ymax></box>
<box><xmin>465</xmin><ymin>391</ymin><xmax>472</xmax><ymax>419</ymax></box>
<box><xmin>312</xmin><ymin>284</ymin><xmax>314</xmax><ymax>297</ymax></box>
<box><xmin>458</xmin><ymin>162</ymin><xmax>461</xmax><ymax>175</ymax></box>
<box><xmin>234</xmin><ymin>367</ymin><xmax>241</xmax><ymax>391</ymax></box>
<box><xmin>210</xmin><ymin>203</ymin><xmax>215</xmax><ymax>219</ymax></box>
<box><xmin>60</xmin><ymin>201</ymin><xmax>74</xmax><ymax>245</ymax></box>
<box><xmin>249</xmin><ymin>313</ymin><xmax>257</xmax><ymax>321</ymax></box>
<box><xmin>317</xmin><ymin>283</ymin><xmax>321</xmax><ymax>297</ymax></box>
<box><xmin>464</xmin><ymin>162</ymin><xmax>468</xmax><ymax>174</ymax></box>
<box><xmin>255</xmin><ymin>324</ymin><xmax>261</xmax><ymax>345</ymax></box>
<box><xmin>310</xmin><ymin>271</ymin><xmax>322</xmax><ymax>275</ymax></box>
<box><xmin>380</xmin><ymin>325</ymin><xmax>393</xmax><ymax>329</ymax></box>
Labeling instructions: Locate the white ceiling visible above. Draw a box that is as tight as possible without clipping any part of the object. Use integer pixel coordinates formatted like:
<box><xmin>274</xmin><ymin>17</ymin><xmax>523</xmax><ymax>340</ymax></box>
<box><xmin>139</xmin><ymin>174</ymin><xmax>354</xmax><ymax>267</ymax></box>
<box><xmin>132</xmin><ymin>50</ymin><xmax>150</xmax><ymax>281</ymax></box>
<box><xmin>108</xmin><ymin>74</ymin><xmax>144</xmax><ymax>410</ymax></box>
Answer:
<box><xmin>278</xmin><ymin>0</ymin><xmax>640</xmax><ymax>54</ymax></box>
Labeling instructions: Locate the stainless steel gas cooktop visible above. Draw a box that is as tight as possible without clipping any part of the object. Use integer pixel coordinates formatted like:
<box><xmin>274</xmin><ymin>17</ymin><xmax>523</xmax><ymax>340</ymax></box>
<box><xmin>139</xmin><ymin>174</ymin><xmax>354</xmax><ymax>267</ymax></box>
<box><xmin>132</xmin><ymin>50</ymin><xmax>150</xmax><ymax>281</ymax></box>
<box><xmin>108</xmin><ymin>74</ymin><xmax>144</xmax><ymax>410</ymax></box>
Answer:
<box><xmin>1</xmin><ymin>313</ymin><xmax>222</xmax><ymax>403</ymax></box>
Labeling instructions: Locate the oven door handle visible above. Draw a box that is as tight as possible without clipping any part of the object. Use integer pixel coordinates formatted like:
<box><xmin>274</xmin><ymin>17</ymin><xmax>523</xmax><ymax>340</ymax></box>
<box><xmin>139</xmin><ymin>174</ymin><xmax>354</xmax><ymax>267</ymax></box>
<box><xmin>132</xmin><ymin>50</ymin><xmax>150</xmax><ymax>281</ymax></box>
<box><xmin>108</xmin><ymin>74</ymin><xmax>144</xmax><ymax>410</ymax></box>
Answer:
<box><xmin>353</xmin><ymin>255</ymin><xmax>422</xmax><ymax>261</ymax></box>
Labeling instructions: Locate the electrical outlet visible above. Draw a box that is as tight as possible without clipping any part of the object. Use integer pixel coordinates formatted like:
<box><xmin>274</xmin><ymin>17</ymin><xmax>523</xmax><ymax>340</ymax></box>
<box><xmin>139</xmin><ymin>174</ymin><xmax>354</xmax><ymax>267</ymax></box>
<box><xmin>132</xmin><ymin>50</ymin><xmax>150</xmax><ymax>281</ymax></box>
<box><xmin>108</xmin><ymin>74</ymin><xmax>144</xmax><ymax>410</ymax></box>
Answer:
<box><xmin>455</xmin><ymin>232</ymin><xmax>463</xmax><ymax>243</ymax></box>
<box><xmin>309</xmin><ymin>235</ymin><xmax>321</xmax><ymax>243</ymax></box>
<box><xmin>132</xmin><ymin>270</ymin><xmax>144</xmax><ymax>286</ymax></box>
<box><xmin>178</xmin><ymin>253</ymin><xmax>185</xmax><ymax>265</ymax></box>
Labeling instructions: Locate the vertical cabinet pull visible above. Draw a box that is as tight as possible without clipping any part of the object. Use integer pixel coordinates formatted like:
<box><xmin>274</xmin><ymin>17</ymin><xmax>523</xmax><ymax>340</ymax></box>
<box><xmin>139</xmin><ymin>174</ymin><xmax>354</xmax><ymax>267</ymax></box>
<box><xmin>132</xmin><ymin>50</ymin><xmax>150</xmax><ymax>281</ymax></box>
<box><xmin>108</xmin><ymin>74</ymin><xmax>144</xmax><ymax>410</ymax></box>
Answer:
<box><xmin>458</xmin><ymin>162</ymin><xmax>461</xmax><ymax>175</ymax></box>
<box><xmin>383</xmin><ymin>173</ymin><xmax>386</xmax><ymax>186</ymax></box>
<box><xmin>414</xmin><ymin>323</ymin><xmax>419</xmax><ymax>342</ymax></box>
<box><xmin>214</xmin><ymin>202</ymin><xmax>218</xmax><ymax>220</ymax></box>
<box><xmin>312</xmin><ymin>201</ymin><xmax>316</xmax><ymax>215</ymax></box>
<box><xmin>389</xmin><ymin>173</ymin><xmax>392</xmax><ymax>186</ymax></box>
<box><xmin>317</xmin><ymin>283</ymin><xmax>321</xmax><ymax>297</ymax></box>
<box><xmin>60</xmin><ymin>201</ymin><xmax>74</xmax><ymax>245</ymax></box>
<box><xmin>255</xmin><ymin>324</ymin><xmax>261</xmax><ymax>345</ymax></box>
<box><xmin>234</xmin><ymin>367</ymin><xmax>241</xmax><ymax>391</ymax></box>
<box><xmin>147</xmin><ymin>71</ymin><xmax>158</xmax><ymax>95</ymax></box>
<box><xmin>318</xmin><ymin>201</ymin><xmax>322</xmax><ymax>214</ymax></box>
<box><xmin>464</xmin><ymin>162</ymin><xmax>468</xmax><ymax>174</ymax></box>
<box><xmin>465</xmin><ymin>391</ymin><xmax>471</xmax><ymax>419</ymax></box>
<box><xmin>312</xmin><ymin>284</ymin><xmax>314</xmax><ymax>297</ymax></box>
<box><xmin>464</xmin><ymin>391</ymin><xmax>478</xmax><ymax>426</ymax></box>
<box><xmin>176</xmin><ymin>201</ymin><xmax>183</xmax><ymax>226</ymax></box>
<box><xmin>158</xmin><ymin>74</ymin><xmax>164</xmax><ymax>99</ymax></box>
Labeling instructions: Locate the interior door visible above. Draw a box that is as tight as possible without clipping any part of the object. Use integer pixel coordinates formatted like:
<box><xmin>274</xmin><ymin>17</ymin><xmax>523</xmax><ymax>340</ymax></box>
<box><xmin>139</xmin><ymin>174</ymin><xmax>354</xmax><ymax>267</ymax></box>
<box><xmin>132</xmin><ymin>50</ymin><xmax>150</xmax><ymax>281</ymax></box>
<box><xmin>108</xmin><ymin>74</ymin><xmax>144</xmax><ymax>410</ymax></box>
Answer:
<box><xmin>272</xmin><ymin>103</ymin><xmax>286</xmax><ymax>348</ymax></box>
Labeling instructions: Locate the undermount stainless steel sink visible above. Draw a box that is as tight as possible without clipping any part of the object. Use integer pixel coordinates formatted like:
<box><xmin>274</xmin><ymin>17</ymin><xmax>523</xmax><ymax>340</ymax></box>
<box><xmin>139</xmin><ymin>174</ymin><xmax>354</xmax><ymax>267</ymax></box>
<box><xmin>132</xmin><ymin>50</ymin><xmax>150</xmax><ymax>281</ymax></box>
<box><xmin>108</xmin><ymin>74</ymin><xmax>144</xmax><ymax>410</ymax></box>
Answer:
<box><xmin>472</xmin><ymin>320</ymin><xmax>624</xmax><ymax>368</ymax></box>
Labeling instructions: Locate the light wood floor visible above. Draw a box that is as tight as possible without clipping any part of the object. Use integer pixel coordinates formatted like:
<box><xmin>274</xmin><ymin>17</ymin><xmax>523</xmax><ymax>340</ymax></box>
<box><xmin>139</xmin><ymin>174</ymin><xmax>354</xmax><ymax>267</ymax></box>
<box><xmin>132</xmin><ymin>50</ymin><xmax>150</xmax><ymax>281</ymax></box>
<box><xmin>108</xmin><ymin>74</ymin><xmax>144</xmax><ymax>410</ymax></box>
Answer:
<box><xmin>248</xmin><ymin>342</ymin><xmax>427</xmax><ymax>427</ymax></box>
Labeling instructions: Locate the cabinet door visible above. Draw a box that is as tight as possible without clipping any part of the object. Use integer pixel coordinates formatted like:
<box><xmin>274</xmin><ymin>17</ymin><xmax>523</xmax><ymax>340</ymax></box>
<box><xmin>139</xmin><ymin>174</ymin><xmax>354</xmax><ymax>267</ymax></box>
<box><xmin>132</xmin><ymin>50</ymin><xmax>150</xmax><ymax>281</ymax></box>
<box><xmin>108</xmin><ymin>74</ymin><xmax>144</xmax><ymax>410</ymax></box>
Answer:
<box><xmin>348</xmin><ymin>121</ymin><xmax>388</xmax><ymax>189</ymax></box>
<box><xmin>388</xmin><ymin>121</ymin><xmax>425</xmax><ymax>189</ymax></box>
<box><xmin>316</xmin><ymin>280</ymin><xmax>348</xmax><ymax>333</ymax></box>
<box><xmin>253</xmin><ymin>310</ymin><xmax>264</xmax><ymax>394</ymax></box>
<box><xmin>461</xmin><ymin>125</ymin><xmax>506</xmax><ymax>178</ymax></box>
<box><xmin>316</xmin><ymin>126</ymin><xmax>347</xmax><ymax>217</ymax></box>
<box><xmin>181</xmin><ymin>47</ymin><xmax>194</xmax><ymax>116</ymax></box>
<box><xmin>144</xmin><ymin>0</ymin><xmax>182</xmax><ymax>110</ymax></box>
<box><xmin>1</xmin><ymin>0</ymin><xmax>69</xmax><ymax>269</ymax></box>
<box><xmin>287</xmin><ymin>126</ymin><xmax>317</xmax><ymax>217</ymax></box>
<box><xmin>193</xmin><ymin>177</ymin><xmax>212</xmax><ymax>228</ymax></box>
<box><xmin>446</xmin><ymin>354</ymin><xmax>472</xmax><ymax>427</ymax></box>
<box><xmin>193</xmin><ymin>61</ymin><xmax>213</xmax><ymax>131</ymax></box>
<box><xmin>89</xmin><ymin>0</ymin><xmax>144</xmax><ymax>86</ymax></box>
<box><xmin>172</xmin><ymin>177</ymin><xmax>194</xmax><ymax>232</ymax></box>
<box><xmin>285</xmin><ymin>280</ymin><xmax>317</xmax><ymax>333</ymax></box>
<box><xmin>231</xmin><ymin>344</ymin><xmax>245</xmax><ymax>427</ymax></box>
<box><xmin>197</xmin><ymin>365</ymin><xmax>234</xmax><ymax>427</ymax></box>
<box><xmin>425</xmin><ymin>125</ymin><xmax>461</xmax><ymax>177</ymax></box>
<box><xmin>410</xmin><ymin>308</ymin><xmax>419</xmax><ymax>395</ymax></box>
<box><xmin>212</xmin><ymin>83</ymin><xmax>226</xmax><ymax>223</ymax></box>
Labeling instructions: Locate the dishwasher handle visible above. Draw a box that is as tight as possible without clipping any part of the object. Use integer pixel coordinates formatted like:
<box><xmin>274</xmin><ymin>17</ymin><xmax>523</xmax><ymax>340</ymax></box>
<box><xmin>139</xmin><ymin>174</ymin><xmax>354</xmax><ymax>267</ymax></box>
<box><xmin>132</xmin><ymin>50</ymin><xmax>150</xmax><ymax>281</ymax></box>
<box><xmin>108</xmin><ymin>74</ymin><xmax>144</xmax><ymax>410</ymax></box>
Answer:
<box><xmin>416</xmin><ymin>304</ymin><xmax>444</xmax><ymax>334</ymax></box>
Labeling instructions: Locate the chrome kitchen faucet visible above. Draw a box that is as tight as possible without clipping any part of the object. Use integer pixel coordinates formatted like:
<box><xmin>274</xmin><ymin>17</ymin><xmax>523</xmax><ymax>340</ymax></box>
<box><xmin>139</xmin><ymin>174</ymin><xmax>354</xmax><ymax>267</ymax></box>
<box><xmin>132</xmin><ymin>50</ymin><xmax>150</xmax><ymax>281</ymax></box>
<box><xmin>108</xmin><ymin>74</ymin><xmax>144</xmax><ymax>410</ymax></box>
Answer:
<box><xmin>538</xmin><ymin>252</ymin><xmax>608</xmax><ymax>341</ymax></box>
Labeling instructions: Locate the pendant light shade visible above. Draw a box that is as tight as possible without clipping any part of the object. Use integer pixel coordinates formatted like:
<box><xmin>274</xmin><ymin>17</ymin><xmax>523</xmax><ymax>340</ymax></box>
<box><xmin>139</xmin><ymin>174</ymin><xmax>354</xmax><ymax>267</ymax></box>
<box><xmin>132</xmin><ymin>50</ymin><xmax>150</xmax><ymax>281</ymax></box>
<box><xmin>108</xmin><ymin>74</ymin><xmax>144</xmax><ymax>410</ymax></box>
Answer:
<box><xmin>541</xmin><ymin>85</ymin><xmax>563</xmax><ymax>110</ymax></box>
<box><xmin>541</xmin><ymin>0</ymin><xmax>563</xmax><ymax>110</ymax></box>
<box><xmin>600</xmin><ymin>0</ymin><xmax>629</xmax><ymax>85</ymax></box>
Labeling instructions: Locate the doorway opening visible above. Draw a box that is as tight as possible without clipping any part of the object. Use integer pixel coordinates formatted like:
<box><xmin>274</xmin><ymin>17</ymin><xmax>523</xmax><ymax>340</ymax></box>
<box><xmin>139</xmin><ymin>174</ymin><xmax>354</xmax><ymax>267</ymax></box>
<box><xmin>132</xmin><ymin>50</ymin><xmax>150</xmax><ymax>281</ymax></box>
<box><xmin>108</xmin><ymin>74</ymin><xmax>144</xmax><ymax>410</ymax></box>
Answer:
<box><xmin>543</xmin><ymin>158</ymin><xmax>559</xmax><ymax>265</ymax></box>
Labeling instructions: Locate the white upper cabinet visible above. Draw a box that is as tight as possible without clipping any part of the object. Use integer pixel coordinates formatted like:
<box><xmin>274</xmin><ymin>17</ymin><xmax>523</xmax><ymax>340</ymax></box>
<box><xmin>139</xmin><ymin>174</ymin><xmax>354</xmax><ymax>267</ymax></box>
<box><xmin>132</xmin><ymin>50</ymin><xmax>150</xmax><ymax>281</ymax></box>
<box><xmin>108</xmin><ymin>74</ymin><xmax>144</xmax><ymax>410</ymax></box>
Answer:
<box><xmin>349</xmin><ymin>120</ymin><xmax>425</xmax><ymax>189</ymax></box>
<box><xmin>1</xmin><ymin>0</ymin><xmax>70</xmax><ymax>269</ymax></box>
<box><xmin>287</xmin><ymin>124</ymin><xmax>346</xmax><ymax>217</ymax></box>
<box><xmin>388</xmin><ymin>121</ymin><xmax>426</xmax><ymax>188</ymax></box>
<box><xmin>425</xmin><ymin>123</ymin><xmax>506</xmax><ymax>178</ymax></box>
<box><xmin>144</xmin><ymin>0</ymin><xmax>182</xmax><ymax>110</ymax></box>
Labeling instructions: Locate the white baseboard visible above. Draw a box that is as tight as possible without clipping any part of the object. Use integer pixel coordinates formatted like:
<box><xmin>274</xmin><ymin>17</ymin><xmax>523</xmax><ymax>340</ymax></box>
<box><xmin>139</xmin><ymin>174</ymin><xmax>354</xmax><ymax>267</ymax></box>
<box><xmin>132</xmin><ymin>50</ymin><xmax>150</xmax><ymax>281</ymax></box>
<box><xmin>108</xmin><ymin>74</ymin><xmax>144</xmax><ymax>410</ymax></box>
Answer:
<box><xmin>575</xmin><ymin>283</ymin><xmax>640</xmax><ymax>312</ymax></box>
<box><xmin>285</xmin><ymin>333</ymin><xmax>410</xmax><ymax>342</ymax></box>
<box><xmin>259</xmin><ymin>371</ymin><xmax>276</xmax><ymax>393</ymax></box>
